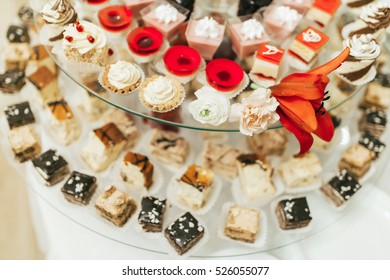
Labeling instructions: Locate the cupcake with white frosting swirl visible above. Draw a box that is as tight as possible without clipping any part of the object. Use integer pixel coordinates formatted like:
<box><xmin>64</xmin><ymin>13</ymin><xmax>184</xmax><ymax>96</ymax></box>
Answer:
<box><xmin>336</xmin><ymin>34</ymin><xmax>381</xmax><ymax>86</ymax></box>
<box><xmin>100</xmin><ymin>61</ymin><xmax>144</xmax><ymax>95</ymax></box>
<box><xmin>39</xmin><ymin>0</ymin><xmax>78</xmax><ymax>42</ymax></box>
<box><xmin>62</xmin><ymin>20</ymin><xmax>108</xmax><ymax>67</ymax></box>
<box><xmin>139</xmin><ymin>75</ymin><xmax>185</xmax><ymax>112</ymax></box>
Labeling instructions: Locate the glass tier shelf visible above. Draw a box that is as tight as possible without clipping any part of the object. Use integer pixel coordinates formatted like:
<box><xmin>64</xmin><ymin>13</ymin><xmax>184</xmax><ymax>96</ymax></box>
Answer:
<box><xmin>34</xmin><ymin>7</ymin><xmax>362</xmax><ymax>132</ymax></box>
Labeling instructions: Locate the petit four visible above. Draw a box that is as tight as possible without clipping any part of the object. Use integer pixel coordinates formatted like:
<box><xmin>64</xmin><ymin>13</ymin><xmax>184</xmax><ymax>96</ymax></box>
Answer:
<box><xmin>360</xmin><ymin>74</ymin><xmax>390</xmax><ymax>110</ymax></box>
<box><xmin>126</xmin><ymin>27</ymin><xmax>164</xmax><ymax>63</ymax></box>
<box><xmin>28</xmin><ymin>66</ymin><xmax>59</xmax><ymax>104</ymax></box>
<box><xmin>4</xmin><ymin>101</ymin><xmax>35</xmax><ymax>129</ymax></box>
<box><xmin>320</xmin><ymin>169</ymin><xmax>362</xmax><ymax>207</ymax></box>
<box><xmin>0</xmin><ymin>70</ymin><xmax>26</xmax><ymax>93</ymax></box>
<box><xmin>139</xmin><ymin>75</ymin><xmax>185</xmax><ymax>112</ymax></box>
<box><xmin>120</xmin><ymin>152</ymin><xmax>154</xmax><ymax>189</ymax></box>
<box><xmin>40</xmin><ymin>0</ymin><xmax>78</xmax><ymax>42</ymax></box>
<box><xmin>138</xmin><ymin>196</ymin><xmax>167</xmax><ymax>232</ymax></box>
<box><xmin>275</xmin><ymin>197</ymin><xmax>312</xmax><ymax>230</ymax></box>
<box><xmin>185</xmin><ymin>15</ymin><xmax>226</xmax><ymax>60</ymax></box>
<box><xmin>236</xmin><ymin>154</ymin><xmax>276</xmax><ymax>200</ymax></box>
<box><xmin>124</xmin><ymin>0</ymin><xmax>154</xmax><ymax>17</ymax></box>
<box><xmin>338</xmin><ymin>143</ymin><xmax>375</xmax><ymax>179</ymax></box>
<box><xmin>279</xmin><ymin>152</ymin><xmax>322</xmax><ymax>189</ymax></box>
<box><xmin>81</xmin><ymin>122</ymin><xmax>126</xmax><ymax>172</ymax></box>
<box><xmin>47</xmin><ymin>98</ymin><xmax>81</xmax><ymax>145</ymax></box>
<box><xmin>263</xmin><ymin>5</ymin><xmax>302</xmax><ymax>42</ymax></box>
<box><xmin>7</xmin><ymin>25</ymin><xmax>30</xmax><ymax>43</ymax></box>
<box><xmin>164</xmin><ymin>212</ymin><xmax>204</xmax><ymax>255</ymax></box>
<box><xmin>63</xmin><ymin>21</ymin><xmax>108</xmax><ymax>66</ymax></box>
<box><xmin>228</xmin><ymin>15</ymin><xmax>269</xmax><ymax>60</ymax></box>
<box><xmin>251</xmin><ymin>43</ymin><xmax>284</xmax><ymax>82</ymax></box>
<box><xmin>306</xmin><ymin>0</ymin><xmax>341</xmax><ymax>28</ymax></box>
<box><xmin>177</xmin><ymin>164</ymin><xmax>213</xmax><ymax>210</ymax></box>
<box><xmin>205</xmin><ymin>58</ymin><xmax>244</xmax><ymax>92</ymax></box>
<box><xmin>141</xmin><ymin>0</ymin><xmax>188</xmax><ymax>39</ymax></box>
<box><xmin>97</xmin><ymin>5</ymin><xmax>133</xmax><ymax>35</ymax></box>
<box><xmin>224</xmin><ymin>205</ymin><xmax>260</xmax><ymax>243</ymax></box>
<box><xmin>79</xmin><ymin>80</ymin><xmax>109</xmax><ymax>121</ymax></box>
<box><xmin>18</xmin><ymin>5</ymin><xmax>34</xmax><ymax>26</ymax></box>
<box><xmin>95</xmin><ymin>185</ymin><xmax>137</xmax><ymax>227</ymax></box>
<box><xmin>282</xmin><ymin>0</ymin><xmax>313</xmax><ymax>14</ymax></box>
<box><xmin>61</xmin><ymin>171</ymin><xmax>97</xmax><ymax>205</ymax></box>
<box><xmin>288</xmin><ymin>27</ymin><xmax>328</xmax><ymax>67</ymax></box>
<box><xmin>202</xmin><ymin>141</ymin><xmax>242</xmax><ymax>179</ymax></box>
<box><xmin>101</xmin><ymin>61</ymin><xmax>143</xmax><ymax>95</ymax></box>
<box><xmin>358</xmin><ymin>107</ymin><xmax>387</xmax><ymax>138</ymax></box>
<box><xmin>4</xmin><ymin>43</ymin><xmax>31</xmax><ymax>71</ymax></box>
<box><xmin>102</xmin><ymin>109</ymin><xmax>139</xmax><ymax>149</ymax></box>
<box><xmin>150</xmin><ymin>129</ymin><xmax>189</xmax><ymax>167</ymax></box>
<box><xmin>359</xmin><ymin>132</ymin><xmax>386</xmax><ymax>159</ymax></box>
<box><xmin>32</xmin><ymin>149</ymin><xmax>70</xmax><ymax>186</ymax></box>
<box><xmin>246</xmin><ymin>128</ymin><xmax>288</xmax><ymax>156</ymax></box>
<box><xmin>8</xmin><ymin>125</ymin><xmax>41</xmax><ymax>163</ymax></box>
<box><xmin>29</xmin><ymin>45</ymin><xmax>57</xmax><ymax>74</ymax></box>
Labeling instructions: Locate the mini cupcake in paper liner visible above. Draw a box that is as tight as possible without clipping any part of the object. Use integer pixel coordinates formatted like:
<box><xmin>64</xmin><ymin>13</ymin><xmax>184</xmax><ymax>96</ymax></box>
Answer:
<box><xmin>91</xmin><ymin>184</ymin><xmax>138</xmax><ymax>231</ymax></box>
<box><xmin>270</xmin><ymin>195</ymin><xmax>314</xmax><ymax>234</ymax></box>
<box><xmin>218</xmin><ymin>202</ymin><xmax>268</xmax><ymax>249</ymax></box>
<box><xmin>139</xmin><ymin>75</ymin><xmax>186</xmax><ymax>113</ymax></box>
<box><xmin>166</xmin><ymin>165</ymin><xmax>222</xmax><ymax>216</ymax></box>
<box><xmin>98</xmin><ymin>60</ymin><xmax>145</xmax><ymax>96</ymax></box>
<box><xmin>159</xmin><ymin>212</ymin><xmax>209</xmax><ymax>258</ymax></box>
<box><xmin>231</xmin><ymin>175</ymin><xmax>284</xmax><ymax>208</ymax></box>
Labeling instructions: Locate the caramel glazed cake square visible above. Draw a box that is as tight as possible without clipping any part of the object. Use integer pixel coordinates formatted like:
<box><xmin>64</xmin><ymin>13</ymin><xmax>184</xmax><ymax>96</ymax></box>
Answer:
<box><xmin>95</xmin><ymin>185</ymin><xmax>137</xmax><ymax>227</ymax></box>
<box><xmin>164</xmin><ymin>212</ymin><xmax>204</xmax><ymax>255</ymax></box>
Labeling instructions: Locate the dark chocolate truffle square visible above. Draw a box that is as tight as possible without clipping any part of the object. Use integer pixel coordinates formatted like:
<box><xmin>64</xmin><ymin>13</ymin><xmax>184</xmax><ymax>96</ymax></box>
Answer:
<box><xmin>138</xmin><ymin>196</ymin><xmax>167</xmax><ymax>232</ymax></box>
<box><xmin>364</xmin><ymin>108</ymin><xmax>387</xmax><ymax>126</ymax></box>
<box><xmin>276</xmin><ymin>197</ymin><xmax>312</xmax><ymax>230</ymax></box>
<box><xmin>0</xmin><ymin>70</ymin><xmax>25</xmax><ymax>93</ymax></box>
<box><xmin>4</xmin><ymin>101</ymin><xmax>35</xmax><ymax>129</ymax></box>
<box><xmin>320</xmin><ymin>169</ymin><xmax>362</xmax><ymax>207</ymax></box>
<box><xmin>7</xmin><ymin>25</ymin><xmax>30</xmax><ymax>43</ymax></box>
<box><xmin>375</xmin><ymin>73</ymin><xmax>390</xmax><ymax>88</ymax></box>
<box><xmin>32</xmin><ymin>149</ymin><xmax>70</xmax><ymax>186</ymax></box>
<box><xmin>359</xmin><ymin>132</ymin><xmax>386</xmax><ymax>158</ymax></box>
<box><xmin>61</xmin><ymin>171</ymin><xmax>97</xmax><ymax>205</ymax></box>
<box><xmin>164</xmin><ymin>212</ymin><xmax>204</xmax><ymax>255</ymax></box>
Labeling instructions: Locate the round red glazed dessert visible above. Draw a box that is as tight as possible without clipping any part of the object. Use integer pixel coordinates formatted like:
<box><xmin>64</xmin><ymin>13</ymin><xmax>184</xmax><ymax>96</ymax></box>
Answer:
<box><xmin>126</xmin><ymin>27</ymin><xmax>163</xmax><ymax>56</ymax></box>
<box><xmin>87</xmin><ymin>0</ymin><xmax>108</xmax><ymax>3</ymax></box>
<box><xmin>206</xmin><ymin>58</ymin><xmax>244</xmax><ymax>91</ymax></box>
<box><xmin>98</xmin><ymin>5</ymin><xmax>133</xmax><ymax>32</ymax></box>
<box><xmin>163</xmin><ymin>46</ymin><xmax>201</xmax><ymax>77</ymax></box>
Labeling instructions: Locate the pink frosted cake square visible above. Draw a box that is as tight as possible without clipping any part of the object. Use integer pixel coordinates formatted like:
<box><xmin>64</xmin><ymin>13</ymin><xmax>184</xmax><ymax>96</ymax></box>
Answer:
<box><xmin>251</xmin><ymin>43</ymin><xmax>285</xmax><ymax>80</ymax></box>
<box><xmin>282</xmin><ymin>0</ymin><xmax>313</xmax><ymax>14</ymax></box>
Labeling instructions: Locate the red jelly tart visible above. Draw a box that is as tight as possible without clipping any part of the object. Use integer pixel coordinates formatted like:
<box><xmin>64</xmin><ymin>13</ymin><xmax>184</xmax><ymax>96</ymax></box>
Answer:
<box><xmin>127</xmin><ymin>27</ymin><xmax>163</xmax><ymax>56</ymax></box>
<box><xmin>206</xmin><ymin>59</ymin><xmax>244</xmax><ymax>91</ymax></box>
<box><xmin>98</xmin><ymin>5</ymin><xmax>133</xmax><ymax>32</ymax></box>
<box><xmin>163</xmin><ymin>46</ymin><xmax>201</xmax><ymax>77</ymax></box>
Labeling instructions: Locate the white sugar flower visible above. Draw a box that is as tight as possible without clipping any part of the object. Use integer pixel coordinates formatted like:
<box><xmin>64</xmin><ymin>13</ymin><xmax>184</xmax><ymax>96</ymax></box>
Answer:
<box><xmin>229</xmin><ymin>87</ymin><xmax>280</xmax><ymax>136</ymax></box>
<box><xmin>188</xmin><ymin>86</ymin><xmax>230</xmax><ymax>126</ymax></box>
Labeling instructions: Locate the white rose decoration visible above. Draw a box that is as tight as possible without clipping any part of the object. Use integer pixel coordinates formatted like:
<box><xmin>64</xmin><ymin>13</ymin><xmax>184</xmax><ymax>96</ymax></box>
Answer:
<box><xmin>188</xmin><ymin>87</ymin><xmax>230</xmax><ymax>126</ymax></box>
<box><xmin>229</xmin><ymin>87</ymin><xmax>280</xmax><ymax>136</ymax></box>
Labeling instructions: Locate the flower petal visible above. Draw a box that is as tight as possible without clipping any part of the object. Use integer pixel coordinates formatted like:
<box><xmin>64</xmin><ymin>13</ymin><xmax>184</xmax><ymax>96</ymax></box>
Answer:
<box><xmin>229</xmin><ymin>103</ymin><xmax>244</xmax><ymax>122</ymax></box>
<box><xmin>313</xmin><ymin>111</ymin><xmax>334</xmax><ymax>142</ymax></box>
<box><xmin>308</xmin><ymin>48</ymin><xmax>350</xmax><ymax>75</ymax></box>
<box><xmin>277</xmin><ymin>96</ymin><xmax>318</xmax><ymax>132</ymax></box>
<box><xmin>277</xmin><ymin>108</ymin><xmax>314</xmax><ymax>155</ymax></box>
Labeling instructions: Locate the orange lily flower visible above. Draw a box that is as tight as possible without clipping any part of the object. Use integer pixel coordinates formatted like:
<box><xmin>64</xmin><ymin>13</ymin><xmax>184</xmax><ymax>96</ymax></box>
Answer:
<box><xmin>269</xmin><ymin>48</ymin><xmax>350</xmax><ymax>154</ymax></box>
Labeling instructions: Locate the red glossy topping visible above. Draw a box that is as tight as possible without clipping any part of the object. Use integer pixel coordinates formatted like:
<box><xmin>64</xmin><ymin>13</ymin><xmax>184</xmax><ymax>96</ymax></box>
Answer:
<box><xmin>163</xmin><ymin>46</ymin><xmax>201</xmax><ymax>76</ymax></box>
<box><xmin>98</xmin><ymin>5</ymin><xmax>133</xmax><ymax>32</ymax></box>
<box><xmin>295</xmin><ymin>27</ymin><xmax>329</xmax><ymax>50</ymax></box>
<box><xmin>126</xmin><ymin>27</ymin><xmax>163</xmax><ymax>56</ymax></box>
<box><xmin>206</xmin><ymin>59</ymin><xmax>244</xmax><ymax>91</ymax></box>
<box><xmin>87</xmin><ymin>0</ymin><xmax>108</xmax><ymax>4</ymax></box>
<box><xmin>87</xmin><ymin>35</ymin><xmax>95</xmax><ymax>43</ymax></box>
<box><xmin>312</xmin><ymin>0</ymin><xmax>341</xmax><ymax>14</ymax></box>
<box><xmin>65</xmin><ymin>36</ymin><xmax>73</xmax><ymax>42</ymax></box>
<box><xmin>76</xmin><ymin>24</ymin><xmax>84</xmax><ymax>32</ymax></box>
<box><xmin>256</xmin><ymin>43</ymin><xmax>284</xmax><ymax>65</ymax></box>
<box><xmin>108</xmin><ymin>48</ymin><xmax>114</xmax><ymax>56</ymax></box>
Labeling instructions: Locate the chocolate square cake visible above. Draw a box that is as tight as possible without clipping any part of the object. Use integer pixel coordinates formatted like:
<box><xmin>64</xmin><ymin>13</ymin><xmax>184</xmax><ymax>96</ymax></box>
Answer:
<box><xmin>4</xmin><ymin>101</ymin><xmax>35</xmax><ymax>129</ymax></box>
<box><xmin>164</xmin><ymin>212</ymin><xmax>204</xmax><ymax>255</ymax></box>
<box><xmin>32</xmin><ymin>149</ymin><xmax>70</xmax><ymax>186</ymax></box>
<box><xmin>138</xmin><ymin>196</ymin><xmax>167</xmax><ymax>232</ymax></box>
<box><xmin>359</xmin><ymin>132</ymin><xmax>386</xmax><ymax>159</ymax></box>
<box><xmin>275</xmin><ymin>197</ymin><xmax>312</xmax><ymax>230</ymax></box>
<box><xmin>0</xmin><ymin>70</ymin><xmax>25</xmax><ymax>93</ymax></box>
<box><xmin>320</xmin><ymin>169</ymin><xmax>362</xmax><ymax>207</ymax></box>
<box><xmin>7</xmin><ymin>25</ymin><xmax>30</xmax><ymax>43</ymax></box>
<box><xmin>61</xmin><ymin>171</ymin><xmax>97</xmax><ymax>205</ymax></box>
<box><xmin>359</xmin><ymin>107</ymin><xmax>387</xmax><ymax>138</ymax></box>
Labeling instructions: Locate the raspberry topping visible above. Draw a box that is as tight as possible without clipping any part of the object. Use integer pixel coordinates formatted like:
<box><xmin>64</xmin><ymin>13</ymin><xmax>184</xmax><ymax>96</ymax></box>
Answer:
<box><xmin>87</xmin><ymin>35</ymin><xmax>95</xmax><ymax>43</ymax></box>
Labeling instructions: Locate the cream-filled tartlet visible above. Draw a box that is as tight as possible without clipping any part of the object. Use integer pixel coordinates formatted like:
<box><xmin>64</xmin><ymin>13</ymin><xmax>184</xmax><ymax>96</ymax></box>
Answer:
<box><xmin>63</xmin><ymin>20</ymin><xmax>108</xmax><ymax>66</ymax></box>
<box><xmin>100</xmin><ymin>60</ymin><xmax>144</xmax><ymax>95</ymax></box>
<box><xmin>40</xmin><ymin>0</ymin><xmax>78</xmax><ymax>42</ymax></box>
<box><xmin>185</xmin><ymin>15</ymin><xmax>226</xmax><ymax>61</ymax></box>
<box><xmin>335</xmin><ymin>34</ymin><xmax>381</xmax><ymax>86</ymax></box>
<box><xmin>139</xmin><ymin>75</ymin><xmax>185</xmax><ymax>112</ymax></box>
